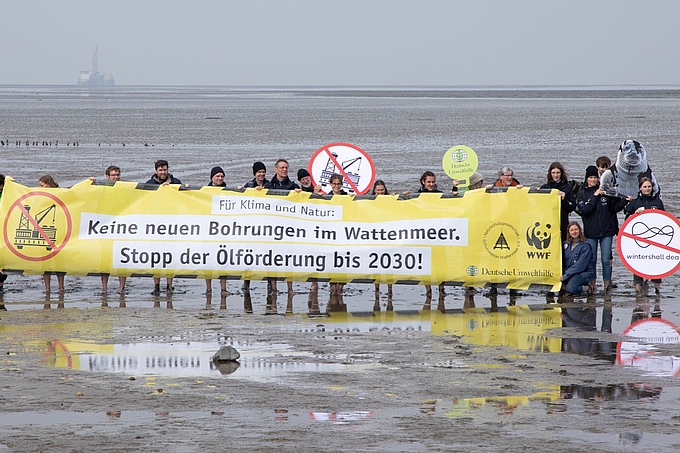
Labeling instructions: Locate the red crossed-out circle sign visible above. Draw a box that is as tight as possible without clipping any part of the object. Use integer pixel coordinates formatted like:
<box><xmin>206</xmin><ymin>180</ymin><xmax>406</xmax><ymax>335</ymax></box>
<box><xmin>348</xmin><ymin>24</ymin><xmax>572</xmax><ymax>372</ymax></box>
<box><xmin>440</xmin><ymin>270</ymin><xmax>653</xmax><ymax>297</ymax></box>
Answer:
<box><xmin>617</xmin><ymin>210</ymin><xmax>680</xmax><ymax>280</ymax></box>
<box><xmin>3</xmin><ymin>191</ymin><xmax>73</xmax><ymax>262</ymax></box>
<box><xmin>308</xmin><ymin>142</ymin><xmax>376</xmax><ymax>195</ymax></box>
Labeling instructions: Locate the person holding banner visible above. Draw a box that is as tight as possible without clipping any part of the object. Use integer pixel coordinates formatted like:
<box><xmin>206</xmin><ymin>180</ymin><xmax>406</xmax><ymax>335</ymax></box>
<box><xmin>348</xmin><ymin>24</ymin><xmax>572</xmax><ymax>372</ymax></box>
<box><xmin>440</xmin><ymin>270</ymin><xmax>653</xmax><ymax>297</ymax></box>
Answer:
<box><xmin>403</xmin><ymin>171</ymin><xmax>445</xmax><ymax>296</ymax></box>
<box><xmin>38</xmin><ymin>175</ymin><xmax>66</xmax><ymax>294</ymax></box>
<box><xmin>206</xmin><ymin>166</ymin><xmax>229</xmax><ymax>296</ymax></box>
<box><xmin>623</xmin><ymin>177</ymin><xmax>665</xmax><ymax>295</ymax></box>
<box><xmin>539</xmin><ymin>162</ymin><xmax>576</xmax><ymax>242</ymax></box>
<box><xmin>241</xmin><ymin>161</ymin><xmax>269</xmax><ymax>189</ymax></box>
<box><xmin>493</xmin><ymin>166</ymin><xmax>523</xmax><ymax>189</ymax></box>
<box><xmin>239</xmin><ymin>162</ymin><xmax>269</xmax><ymax>292</ymax></box>
<box><xmin>146</xmin><ymin>160</ymin><xmax>182</xmax><ymax>295</ymax></box>
<box><xmin>577</xmin><ymin>165</ymin><xmax>629</xmax><ymax>294</ymax></box>
<box><xmin>99</xmin><ymin>166</ymin><xmax>127</xmax><ymax>294</ymax></box>
<box><xmin>0</xmin><ymin>174</ymin><xmax>7</xmax><ymax>291</ymax></box>
<box><xmin>265</xmin><ymin>159</ymin><xmax>299</xmax><ymax>295</ymax></box>
<box><xmin>560</xmin><ymin>221</ymin><xmax>595</xmax><ymax>296</ymax></box>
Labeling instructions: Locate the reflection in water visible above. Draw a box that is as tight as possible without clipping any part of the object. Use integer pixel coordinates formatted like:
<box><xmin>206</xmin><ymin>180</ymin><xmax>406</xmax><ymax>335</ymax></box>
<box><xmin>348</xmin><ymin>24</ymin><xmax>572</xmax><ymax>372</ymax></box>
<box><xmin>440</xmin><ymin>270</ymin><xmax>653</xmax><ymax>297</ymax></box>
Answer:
<box><xmin>43</xmin><ymin>292</ymin><xmax>65</xmax><ymax>309</ymax></box>
<box><xmin>561</xmin><ymin>302</ymin><xmax>615</xmax><ymax>362</ymax></box>
<box><xmin>327</xmin><ymin>292</ymin><xmax>346</xmax><ymax>313</ymax></box>
<box><xmin>561</xmin><ymin>383</ymin><xmax>662</xmax><ymax>402</ymax></box>
<box><xmin>265</xmin><ymin>293</ymin><xmax>278</xmax><ymax>315</ymax></box>
<box><xmin>309</xmin><ymin>410</ymin><xmax>373</xmax><ymax>424</ymax></box>
<box><xmin>41</xmin><ymin>340</ymin><xmax>347</xmax><ymax>378</ymax></box>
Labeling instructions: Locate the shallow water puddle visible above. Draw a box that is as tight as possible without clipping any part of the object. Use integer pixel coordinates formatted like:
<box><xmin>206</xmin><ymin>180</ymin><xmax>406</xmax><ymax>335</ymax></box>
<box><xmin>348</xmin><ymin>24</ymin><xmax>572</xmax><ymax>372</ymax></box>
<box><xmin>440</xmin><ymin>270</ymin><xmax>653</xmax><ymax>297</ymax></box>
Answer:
<box><xmin>40</xmin><ymin>340</ymin><xmax>349</xmax><ymax>378</ymax></box>
<box><xmin>323</xmin><ymin>302</ymin><xmax>680</xmax><ymax>377</ymax></box>
<box><xmin>0</xmin><ymin>408</ymin><xmax>377</xmax><ymax>429</ymax></box>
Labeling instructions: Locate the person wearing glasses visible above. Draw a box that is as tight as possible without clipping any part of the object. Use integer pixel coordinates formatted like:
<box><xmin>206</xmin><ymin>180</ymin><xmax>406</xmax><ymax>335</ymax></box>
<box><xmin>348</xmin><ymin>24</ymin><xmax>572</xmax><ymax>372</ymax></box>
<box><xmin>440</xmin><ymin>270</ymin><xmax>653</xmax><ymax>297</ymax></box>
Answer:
<box><xmin>493</xmin><ymin>166</ymin><xmax>523</xmax><ymax>188</ymax></box>
<box><xmin>264</xmin><ymin>159</ymin><xmax>300</xmax><ymax>294</ymax></box>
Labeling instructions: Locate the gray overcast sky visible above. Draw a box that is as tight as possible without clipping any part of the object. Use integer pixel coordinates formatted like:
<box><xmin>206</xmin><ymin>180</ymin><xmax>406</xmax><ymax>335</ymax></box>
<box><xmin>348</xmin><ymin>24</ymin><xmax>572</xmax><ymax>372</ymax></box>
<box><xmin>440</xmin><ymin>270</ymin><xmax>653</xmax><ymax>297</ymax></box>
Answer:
<box><xmin>1</xmin><ymin>0</ymin><xmax>679</xmax><ymax>86</ymax></box>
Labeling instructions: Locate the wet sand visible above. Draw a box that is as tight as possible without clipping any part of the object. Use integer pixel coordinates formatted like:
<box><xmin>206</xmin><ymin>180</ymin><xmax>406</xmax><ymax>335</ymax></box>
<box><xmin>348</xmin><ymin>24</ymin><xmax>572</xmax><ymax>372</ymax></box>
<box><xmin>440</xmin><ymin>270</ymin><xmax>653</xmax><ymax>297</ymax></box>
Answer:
<box><xmin>2</xmin><ymin>87</ymin><xmax>680</xmax><ymax>451</ymax></box>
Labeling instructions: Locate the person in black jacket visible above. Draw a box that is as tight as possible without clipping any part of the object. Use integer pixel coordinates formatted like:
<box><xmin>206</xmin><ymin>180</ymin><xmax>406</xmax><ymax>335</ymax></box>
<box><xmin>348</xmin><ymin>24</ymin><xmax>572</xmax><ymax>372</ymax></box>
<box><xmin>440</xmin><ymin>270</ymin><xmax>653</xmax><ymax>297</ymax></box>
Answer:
<box><xmin>264</xmin><ymin>159</ymin><xmax>299</xmax><ymax>294</ymax></box>
<box><xmin>146</xmin><ymin>160</ymin><xmax>182</xmax><ymax>295</ymax></box>
<box><xmin>265</xmin><ymin>159</ymin><xmax>300</xmax><ymax>191</ymax></box>
<box><xmin>577</xmin><ymin>165</ymin><xmax>630</xmax><ymax>294</ymax></box>
<box><xmin>540</xmin><ymin>162</ymin><xmax>576</xmax><ymax>242</ymax></box>
<box><xmin>623</xmin><ymin>177</ymin><xmax>665</xmax><ymax>295</ymax></box>
<box><xmin>205</xmin><ymin>166</ymin><xmax>228</xmax><ymax>296</ymax></box>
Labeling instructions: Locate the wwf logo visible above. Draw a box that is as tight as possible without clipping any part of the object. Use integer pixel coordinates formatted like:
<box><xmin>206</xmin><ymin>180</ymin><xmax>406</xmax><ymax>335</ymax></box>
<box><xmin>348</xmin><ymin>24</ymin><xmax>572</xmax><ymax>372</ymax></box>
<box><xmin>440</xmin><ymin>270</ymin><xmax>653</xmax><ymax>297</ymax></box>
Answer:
<box><xmin>526</xmin><ymin>222</ymin><xmax>552</xmax><ymax>259</ymax></box>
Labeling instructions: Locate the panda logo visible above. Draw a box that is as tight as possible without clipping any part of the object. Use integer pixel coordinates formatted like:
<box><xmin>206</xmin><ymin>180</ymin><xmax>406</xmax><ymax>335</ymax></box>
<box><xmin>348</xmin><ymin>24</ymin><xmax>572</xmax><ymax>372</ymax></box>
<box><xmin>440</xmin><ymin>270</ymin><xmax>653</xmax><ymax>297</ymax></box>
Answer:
<box><xmin>526</xmin><ymin>222</ymin><xmax>552</xmax><ymax>250</ymax></box>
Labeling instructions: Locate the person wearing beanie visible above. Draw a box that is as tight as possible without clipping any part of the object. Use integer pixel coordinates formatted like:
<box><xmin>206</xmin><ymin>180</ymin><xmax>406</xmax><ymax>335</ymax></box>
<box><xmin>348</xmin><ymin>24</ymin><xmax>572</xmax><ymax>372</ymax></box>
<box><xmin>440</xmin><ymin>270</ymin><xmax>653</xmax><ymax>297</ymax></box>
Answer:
<box><xmin>208</xmin><ymin>166</ymin><xmax>226</xmax><ymax>187</ymax></box>
<box><xmin>205</xmin><ymin>166</ymin><xmax>228</xmax><ymax>295</ymax></box>
<box><xmin>239</xmin><ymin>161</ymin><xmax>269</xmax><ymax>189</ymax></box>
<box><xmin>577</xmin><ymin>165</ymin><xmax>630</xmax><ymax>294</ymax></box>
<box><xmin>297</xmin><ymin>168</ymin><xmax>315</xmax><ymax>193</ymax></box>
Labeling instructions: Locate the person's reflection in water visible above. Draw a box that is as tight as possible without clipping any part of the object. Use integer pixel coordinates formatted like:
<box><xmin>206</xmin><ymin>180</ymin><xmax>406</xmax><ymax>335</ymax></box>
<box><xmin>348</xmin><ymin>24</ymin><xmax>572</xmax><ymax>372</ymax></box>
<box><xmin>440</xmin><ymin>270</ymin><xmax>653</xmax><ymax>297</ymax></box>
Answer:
<box><xmin>484</xmin><ymin>290</ymin><xmax>499</xmax><ymax>312</ymax></box>
<box><xmin>43</xmin><ymin>292</ymin><xmax>65</xmax><ymax>309</ymax></box>
<box><xmin>118</xmin><ymin>292</ymin><xmax>126</xmax><ymax>308</ymax></box>
<box><xmin>285</xmin><ymin>290</ymin><xmax>294</xmax><ymax>314</ymax></box>
<box><xmin>422</xmin><ymin>293</ymin><xmax>432</xmax><ymax>311</ymax></box>
<box><xmin>561</xmin><ymin>302</ymin><xmax>614</xmax><ymax>361</ymax></box>
<box><xmin>373</xmin><ymin>290</ymin><xmax>381</xmax><ymax>312</ymax></box>
<box><xmin>205</xmin><ymin>292</ymin><xmax>212</xmax><ymax>309</ymax></box>
<box><xmin>242</xmin><ymin>290</ymin><xmax>253</xmax><ymax>313</ymax></box>
<box><xmin>327</xmin><ymin>291</ymin><xmax>346</xmax><ymax>313</ymax></box>
<box><xmin>632</xmin><ymin>294</ymin><xmax>662</xmax><ymax>323</ymax></box>
<box><xmin>101</xmin><ymin>293</ymin><xmax>109</xmax><ymax>308</ymax></box>
<box><xmin>308</xmin><ymin>283</ymin><xmax>320</xmax><ymax>316</ymax></box>
<box><xmin>266</xmin><ymin>292</ymin><xmax>278</xmax><ymax>315</ymax></box>
<box><xmin>464</xmin><ymin>290</ymin><xmax>476</xmax><ymax>309</ymax></box>
<box><xmin>437</xmin><ymin>292</ymin><xmax>446</xmax><ymax>313</ymax></box>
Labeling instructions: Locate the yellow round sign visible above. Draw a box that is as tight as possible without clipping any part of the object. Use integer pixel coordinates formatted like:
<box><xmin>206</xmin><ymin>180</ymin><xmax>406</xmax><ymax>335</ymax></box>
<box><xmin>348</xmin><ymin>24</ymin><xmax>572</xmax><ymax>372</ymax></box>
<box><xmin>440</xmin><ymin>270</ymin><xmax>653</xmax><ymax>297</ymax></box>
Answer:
<box><xmin>442</xmin><ymin>145</ymin><xmax>479</xmax><ymax>184</ymax></box>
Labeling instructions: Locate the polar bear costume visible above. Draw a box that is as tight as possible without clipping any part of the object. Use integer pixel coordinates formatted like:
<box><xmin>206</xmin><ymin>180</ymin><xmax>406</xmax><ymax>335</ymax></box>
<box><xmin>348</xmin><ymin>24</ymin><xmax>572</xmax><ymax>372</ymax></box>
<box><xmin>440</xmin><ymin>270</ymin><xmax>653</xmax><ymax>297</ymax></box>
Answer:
<box><xmin>599</xmin><ymin>139</ymin><xmax>659</xmax><ymax>199</ymax></box>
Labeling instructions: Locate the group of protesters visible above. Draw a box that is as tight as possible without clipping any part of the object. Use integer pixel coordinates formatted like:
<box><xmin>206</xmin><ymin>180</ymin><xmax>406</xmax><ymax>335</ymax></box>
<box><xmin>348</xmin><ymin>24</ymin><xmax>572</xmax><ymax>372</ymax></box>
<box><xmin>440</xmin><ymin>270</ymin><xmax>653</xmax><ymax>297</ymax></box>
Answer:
<box><xmin>0</xmin><ymin>139</ymin><xmax>662</xmax><ymax>300</ymax></box>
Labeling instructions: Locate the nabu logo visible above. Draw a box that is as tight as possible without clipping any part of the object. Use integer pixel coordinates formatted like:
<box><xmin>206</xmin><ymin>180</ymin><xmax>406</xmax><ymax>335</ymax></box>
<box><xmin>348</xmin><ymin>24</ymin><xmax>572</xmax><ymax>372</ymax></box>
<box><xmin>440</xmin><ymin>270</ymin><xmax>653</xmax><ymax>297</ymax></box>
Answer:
<box><xmin>526</xmin><ymin>222</ymin><xmax>552</xmax><ymax>259</ymax></box>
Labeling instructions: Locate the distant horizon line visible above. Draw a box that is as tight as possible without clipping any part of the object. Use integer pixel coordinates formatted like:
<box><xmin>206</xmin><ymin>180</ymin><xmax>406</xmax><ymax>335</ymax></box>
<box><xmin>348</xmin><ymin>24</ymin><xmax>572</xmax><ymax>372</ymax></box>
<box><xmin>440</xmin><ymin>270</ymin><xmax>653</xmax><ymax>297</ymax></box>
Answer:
<box><xmin>1</xmin><ymin>83</ymin><xmax>680</xmax><ymax>91</ymax></box>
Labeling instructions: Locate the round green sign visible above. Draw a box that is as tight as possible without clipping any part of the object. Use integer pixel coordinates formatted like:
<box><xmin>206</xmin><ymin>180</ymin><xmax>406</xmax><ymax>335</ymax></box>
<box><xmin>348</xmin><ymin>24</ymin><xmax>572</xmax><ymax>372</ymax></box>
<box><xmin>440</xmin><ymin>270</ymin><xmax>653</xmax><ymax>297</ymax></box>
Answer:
<box><xmin>442</xmin><ymin>145</ymin><xmax>479</xmax><ymax>184</ymax></box>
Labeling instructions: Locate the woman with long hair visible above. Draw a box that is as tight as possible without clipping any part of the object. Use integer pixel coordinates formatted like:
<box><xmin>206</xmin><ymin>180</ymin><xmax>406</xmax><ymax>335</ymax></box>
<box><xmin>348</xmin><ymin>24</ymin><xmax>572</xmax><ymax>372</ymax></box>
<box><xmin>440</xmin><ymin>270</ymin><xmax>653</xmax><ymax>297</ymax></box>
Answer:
<box><xmin>624</xmin><ymin>177</ymin><xmax>665</xmax><ymax>295</ymax></box>
<box><xmin>38</xmin><ymin>175</ymin><xmax>65</xmax><ymax>293</ymax></box>
<box><xmin>560</xmin><ymin>221</ymin><xmax>595</xmax><ymax>296</ymax></box>
<box><xmin>540</xmin><ymin>162</ymin><xmax>576</xmax><ymax>241</ymax></box>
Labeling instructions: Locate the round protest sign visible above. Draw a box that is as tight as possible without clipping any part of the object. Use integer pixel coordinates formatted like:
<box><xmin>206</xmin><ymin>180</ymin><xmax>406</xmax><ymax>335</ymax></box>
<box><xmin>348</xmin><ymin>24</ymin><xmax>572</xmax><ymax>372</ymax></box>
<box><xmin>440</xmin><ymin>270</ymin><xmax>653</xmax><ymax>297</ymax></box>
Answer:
<box><xmin>2</xmin><ymin>191</ymin><xmax>73</xmax><ymax>262</ymax></box>
<box><xmin>308</xmin><ymin>142</ymin><xmax>376</xmax><ymax>195</ymax></box>
<box><xmin>616</xmin><ymin>210</ymin><xmax>680</xmax><ymax>279</ymax></box>
<box><xmin>442</xmin><ymin>145</ymin><xmax>478</xmax><ymax>185</ymax></box>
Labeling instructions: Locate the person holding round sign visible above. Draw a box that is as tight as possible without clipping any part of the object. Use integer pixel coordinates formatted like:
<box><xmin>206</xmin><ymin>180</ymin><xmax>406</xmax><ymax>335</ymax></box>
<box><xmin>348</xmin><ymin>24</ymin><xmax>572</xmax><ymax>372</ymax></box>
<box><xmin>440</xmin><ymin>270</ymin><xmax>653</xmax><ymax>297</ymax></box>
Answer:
<box><xmin>560</xmin><ymin>221</ymin><xmax>595</xmax><ymax>296</ymax></box>
<box><xmin>623</xmin><ymin>177</ymin><xmax>665</xmax><ymax>295</ymax></box>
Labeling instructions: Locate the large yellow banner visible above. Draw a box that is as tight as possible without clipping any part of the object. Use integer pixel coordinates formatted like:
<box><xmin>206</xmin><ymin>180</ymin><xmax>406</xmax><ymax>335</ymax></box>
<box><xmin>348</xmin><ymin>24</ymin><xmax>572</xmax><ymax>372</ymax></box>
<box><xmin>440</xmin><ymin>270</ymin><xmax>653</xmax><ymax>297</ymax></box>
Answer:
<box><xmin>0</xmin><ymin>179</ymin><xmax>561</xmax><ymax>289</ymax></box>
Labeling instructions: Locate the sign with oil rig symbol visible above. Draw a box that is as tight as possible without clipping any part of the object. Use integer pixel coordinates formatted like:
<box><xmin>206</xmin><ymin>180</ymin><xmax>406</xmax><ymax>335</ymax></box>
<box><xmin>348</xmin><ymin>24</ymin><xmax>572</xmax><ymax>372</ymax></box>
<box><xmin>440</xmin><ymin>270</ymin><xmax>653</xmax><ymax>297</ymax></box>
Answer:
<box><xmin>2</xmin><ymin>191</ymin><xmax>72</xmax><ymax>261</ymax></box>
<box><xmin>308</xmin><ymin>142</ymin><xmax>376</xmax><ymax>195</ymax></box>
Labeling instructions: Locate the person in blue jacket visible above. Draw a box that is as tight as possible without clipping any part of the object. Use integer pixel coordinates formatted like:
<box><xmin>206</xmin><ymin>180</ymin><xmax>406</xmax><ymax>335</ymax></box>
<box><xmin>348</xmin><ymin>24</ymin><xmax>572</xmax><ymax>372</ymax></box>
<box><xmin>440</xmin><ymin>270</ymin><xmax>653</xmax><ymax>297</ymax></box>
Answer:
<box><xmin>561</xmin><ymin>221</ymin><xmax>595</xmax><ymax>296</ymax></box>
